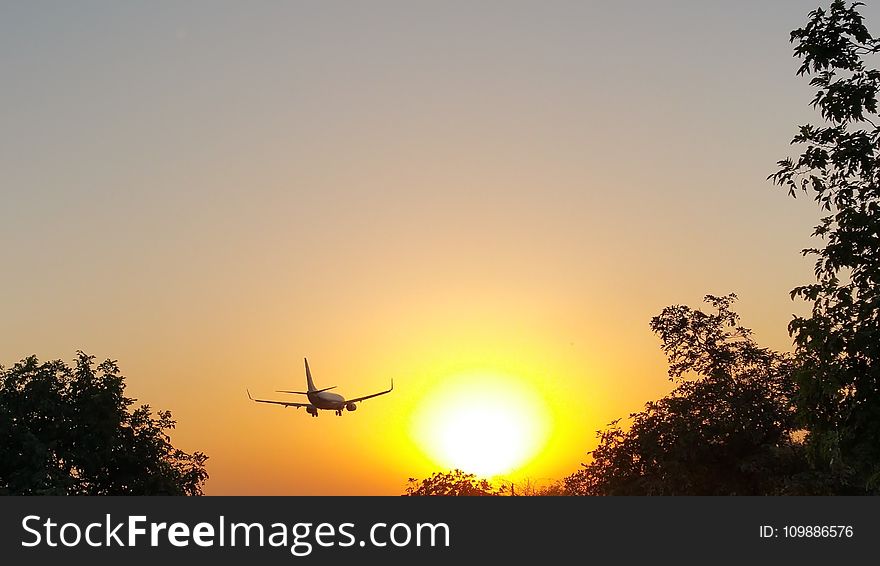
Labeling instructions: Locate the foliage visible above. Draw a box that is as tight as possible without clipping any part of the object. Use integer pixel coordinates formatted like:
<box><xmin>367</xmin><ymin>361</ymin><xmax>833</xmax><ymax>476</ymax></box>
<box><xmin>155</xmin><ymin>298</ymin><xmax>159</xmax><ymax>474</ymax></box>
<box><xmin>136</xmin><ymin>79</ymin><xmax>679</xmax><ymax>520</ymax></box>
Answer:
<box><xmin>770</xmin><ymin>0</ymin><xmax>880</xmax><ymax>491</ymax></box>
<box><xmin>507</xmin><ymin>478</ymin><xmax>571</xmax><ymax>496</ymax></box>
<box><xmin>404</xmin><ymin>471</ymin><xmax>571</xmax><ymax>496</ymax></box>
<box><xmin>0</xmin><ymin>352</ymin><xmax>208</xmax><ymax>495</ymax></box>
<box><xmin>564</xmin><ymin>296</ymin><xmax>823</xmax><ymax>495</ymax></box>
<box><xmin>404</xmin><ymin>469</ymin><xmax>502</xmax><ymax>496</ymax></box>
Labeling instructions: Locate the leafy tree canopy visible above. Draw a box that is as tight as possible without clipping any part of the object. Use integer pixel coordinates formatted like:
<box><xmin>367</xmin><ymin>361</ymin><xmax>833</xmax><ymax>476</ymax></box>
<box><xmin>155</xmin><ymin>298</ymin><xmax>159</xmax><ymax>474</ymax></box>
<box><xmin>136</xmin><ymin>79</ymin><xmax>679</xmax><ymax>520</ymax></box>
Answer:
<box><xmin>404</xmin><ymin>469</ymin><xmax>502</xmax><ymax>496</ymax></box>
<box><xmin>771</xmin><ymin>0</ymin><xmax>880</xmax><ymax>490</ymax></box>
<box><xmin>565</xmin><ymin>296</ymin><xmax>828</xmax><ymax>495</ymax></box>
<box><xmin>0</xmin><ymin>352</ymin><xmax>208</xmax><ymax>495</ymax></box>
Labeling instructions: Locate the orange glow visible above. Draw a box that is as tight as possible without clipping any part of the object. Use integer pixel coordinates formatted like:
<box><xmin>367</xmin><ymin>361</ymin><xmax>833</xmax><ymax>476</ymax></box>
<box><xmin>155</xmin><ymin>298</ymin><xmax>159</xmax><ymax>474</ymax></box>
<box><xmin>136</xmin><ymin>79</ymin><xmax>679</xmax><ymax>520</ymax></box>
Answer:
<box><xmin>1</xmin><ymin>1</ymin><xmax>817</xmax><ymax>495</ymax></box>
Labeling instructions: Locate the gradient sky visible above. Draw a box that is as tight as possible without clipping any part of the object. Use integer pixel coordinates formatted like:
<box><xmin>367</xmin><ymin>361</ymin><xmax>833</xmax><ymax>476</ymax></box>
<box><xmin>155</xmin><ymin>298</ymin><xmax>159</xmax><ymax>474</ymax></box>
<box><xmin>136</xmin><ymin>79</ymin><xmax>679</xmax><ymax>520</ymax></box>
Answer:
<box><xmin>3</xmin><ymin>0</ymin><xmax>875</xmax><ymax>494</ymax></box>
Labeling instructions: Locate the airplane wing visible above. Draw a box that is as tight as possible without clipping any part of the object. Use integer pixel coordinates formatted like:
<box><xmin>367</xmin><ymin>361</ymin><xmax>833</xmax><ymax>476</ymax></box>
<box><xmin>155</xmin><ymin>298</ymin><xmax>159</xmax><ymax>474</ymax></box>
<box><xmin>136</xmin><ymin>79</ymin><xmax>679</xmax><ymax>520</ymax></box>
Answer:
<box><xmin>247</xmin><ymin>389</ymin><xmax>312</xmax><ymax>409</ymax></box>
<box><xmin>345</xmin><ymin>379</ymin><xmax>394</xmax><ymax>404</ymax></box>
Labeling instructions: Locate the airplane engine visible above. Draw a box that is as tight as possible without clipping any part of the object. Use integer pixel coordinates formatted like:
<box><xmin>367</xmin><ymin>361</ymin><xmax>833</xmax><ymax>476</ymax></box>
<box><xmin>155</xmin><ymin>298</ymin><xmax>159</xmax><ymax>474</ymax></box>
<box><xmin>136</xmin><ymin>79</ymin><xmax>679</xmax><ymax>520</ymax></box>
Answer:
<box><xmin>306</xmin><ymin>406</ymin><xmax>318</xmax><ymax>416</ymax></box>
<box><xmin>346</xmin><ymin>403</ymin><xmax>357</xmax><ymax>412</ymax></box>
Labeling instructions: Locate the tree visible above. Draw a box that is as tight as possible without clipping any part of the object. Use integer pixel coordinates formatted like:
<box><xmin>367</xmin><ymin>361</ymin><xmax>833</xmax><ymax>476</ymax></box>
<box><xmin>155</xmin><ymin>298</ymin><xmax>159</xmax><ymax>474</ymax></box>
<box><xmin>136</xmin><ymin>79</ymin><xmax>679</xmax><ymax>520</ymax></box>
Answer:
<box><xmin>404</xmin><ymin>469</ymin><xmax>502</xmax><ymax>496</ymax></box>
<box><xmin>506</xmin><ymin>478</ymin><xmax>570</xmax><ymax>496</ymax></box>
<box><xmin>770</xmin><ymin>0</ymin><xmax>880</xmax><ymax>491</ymax></box>
<box><xmin>0</xmin><ymin>352</ymin><xmax>208</xmax><ymax>495</ymax></box>
<box><xmin>565</xmin><ymin>295</ymin><xmax>824</xmax><ymax>495</ymax></box>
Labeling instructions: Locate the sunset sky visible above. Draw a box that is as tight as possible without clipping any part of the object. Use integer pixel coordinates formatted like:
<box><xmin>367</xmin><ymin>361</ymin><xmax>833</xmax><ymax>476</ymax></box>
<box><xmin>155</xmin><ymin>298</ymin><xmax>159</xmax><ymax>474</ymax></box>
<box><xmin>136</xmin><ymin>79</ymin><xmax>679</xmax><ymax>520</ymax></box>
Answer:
<box><xmin>4</xmin><ymin>0</ymin><xmax>876</xmax><ymax>495</ymax></box>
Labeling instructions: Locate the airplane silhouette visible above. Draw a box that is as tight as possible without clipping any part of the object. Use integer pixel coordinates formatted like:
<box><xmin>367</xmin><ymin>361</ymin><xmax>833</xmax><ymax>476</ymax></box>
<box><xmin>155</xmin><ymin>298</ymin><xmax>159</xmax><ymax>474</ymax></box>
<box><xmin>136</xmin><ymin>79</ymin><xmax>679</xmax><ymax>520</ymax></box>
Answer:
<box><xmin>247</xmin><ymin>358</ymin><xmax>393</xmax><ymax>417</ymax></box>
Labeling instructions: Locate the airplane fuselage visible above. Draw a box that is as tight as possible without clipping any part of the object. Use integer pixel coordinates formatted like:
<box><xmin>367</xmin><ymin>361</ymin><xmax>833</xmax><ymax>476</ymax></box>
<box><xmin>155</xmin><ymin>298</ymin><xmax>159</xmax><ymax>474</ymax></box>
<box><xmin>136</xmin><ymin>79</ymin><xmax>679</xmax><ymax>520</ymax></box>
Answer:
<box><xmin>308</xmin><ymin>391</ymin><xmax>347</xmax><ymax>410</ymax></box>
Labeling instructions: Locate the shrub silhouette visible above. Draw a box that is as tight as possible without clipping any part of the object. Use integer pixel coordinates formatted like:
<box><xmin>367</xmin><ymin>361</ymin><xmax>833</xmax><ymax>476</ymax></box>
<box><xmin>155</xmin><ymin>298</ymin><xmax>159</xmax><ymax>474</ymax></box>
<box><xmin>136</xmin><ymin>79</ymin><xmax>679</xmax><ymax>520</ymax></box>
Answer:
<box><xmin>404</xmin><ymin>469</ymin><xmax>502</xmax><ymax>496</ymax></box>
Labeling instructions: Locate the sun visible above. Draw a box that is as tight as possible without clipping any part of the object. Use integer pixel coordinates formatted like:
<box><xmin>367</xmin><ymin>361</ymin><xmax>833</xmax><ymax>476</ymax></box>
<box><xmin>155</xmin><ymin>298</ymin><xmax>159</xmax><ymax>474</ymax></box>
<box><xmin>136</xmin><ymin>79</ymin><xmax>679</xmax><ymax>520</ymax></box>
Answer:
<box><xmin>411</xmin><ymin>373</ymin><xmax>551</xmax><ymax>478</ymax></box>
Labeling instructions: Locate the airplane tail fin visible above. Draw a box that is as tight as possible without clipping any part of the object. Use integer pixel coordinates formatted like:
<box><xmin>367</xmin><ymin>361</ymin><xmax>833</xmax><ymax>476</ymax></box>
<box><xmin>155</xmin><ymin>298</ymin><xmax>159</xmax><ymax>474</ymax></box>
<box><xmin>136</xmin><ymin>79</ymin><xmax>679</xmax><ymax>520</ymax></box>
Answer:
<box><xmin>305</xmin><ymin>357</ymin><xmax>317</xmax><ymax>392</ymax></box>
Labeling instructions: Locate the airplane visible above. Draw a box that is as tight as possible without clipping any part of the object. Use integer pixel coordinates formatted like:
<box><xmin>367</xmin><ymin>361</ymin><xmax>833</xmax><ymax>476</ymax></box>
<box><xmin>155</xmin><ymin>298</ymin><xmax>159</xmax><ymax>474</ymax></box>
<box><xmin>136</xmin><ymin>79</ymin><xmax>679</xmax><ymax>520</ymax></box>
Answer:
<box><xmin>247</xmin><ymin>358</ymin><xmax>393</xmax><ymax>417</ymax></box>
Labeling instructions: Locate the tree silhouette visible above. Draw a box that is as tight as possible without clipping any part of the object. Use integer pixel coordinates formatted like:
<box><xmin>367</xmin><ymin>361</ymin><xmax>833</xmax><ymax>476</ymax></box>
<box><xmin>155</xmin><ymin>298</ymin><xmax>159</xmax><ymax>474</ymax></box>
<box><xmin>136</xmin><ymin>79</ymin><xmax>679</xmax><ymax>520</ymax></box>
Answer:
<box><xmin>505</xmin><ymin>478</ymin><xmax>570</xmax><ymax>496</ymax></box>
<box><xmin>0</xmin><ymin>352</ymin><xmax>208</xmax><ymax>495</ymax></box>
<box><xmin>404</xmin><ymin>472</ymin><xmax>573</xmax><ymax>496</ymax></box>
<box><xmin>770</xmin><ymin>0</ymin><xmax>880</xmax><ymax>491</ymax></box>
<box><xmin>565</xmin><ymin>296</ymin><xmax>827</xmax><ymax>495</ymax></box>
<box><xmin>404</xmin><ymin>469</ymin><xmax>502</xmax><ymax>496</ymax></box>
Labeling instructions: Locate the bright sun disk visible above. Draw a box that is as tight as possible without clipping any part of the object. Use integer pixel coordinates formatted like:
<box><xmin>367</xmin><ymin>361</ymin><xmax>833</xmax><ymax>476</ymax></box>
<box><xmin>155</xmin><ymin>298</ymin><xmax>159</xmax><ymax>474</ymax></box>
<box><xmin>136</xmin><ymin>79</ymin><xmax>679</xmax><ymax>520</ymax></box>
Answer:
<box><xmin>411</xmin><ymin>373</ymin><xmax>550</xmax><ymax>478</ymax></box>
